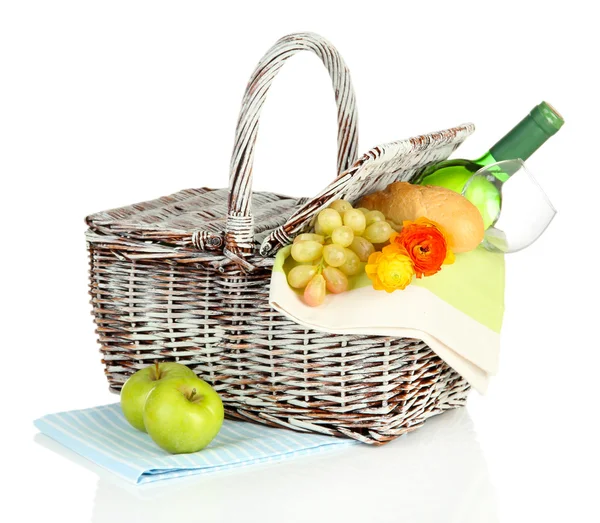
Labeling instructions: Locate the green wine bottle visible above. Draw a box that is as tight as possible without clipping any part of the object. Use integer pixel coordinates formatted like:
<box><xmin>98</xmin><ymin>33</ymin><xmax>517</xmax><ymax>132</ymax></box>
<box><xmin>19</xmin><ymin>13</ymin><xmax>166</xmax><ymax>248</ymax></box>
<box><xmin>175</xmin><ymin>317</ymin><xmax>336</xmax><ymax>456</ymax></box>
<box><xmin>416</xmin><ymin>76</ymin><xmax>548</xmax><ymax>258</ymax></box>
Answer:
<box><xmin>416</xmin><ymin>101</ymin><xmax>564</xmax><ymax>228</ymax></box>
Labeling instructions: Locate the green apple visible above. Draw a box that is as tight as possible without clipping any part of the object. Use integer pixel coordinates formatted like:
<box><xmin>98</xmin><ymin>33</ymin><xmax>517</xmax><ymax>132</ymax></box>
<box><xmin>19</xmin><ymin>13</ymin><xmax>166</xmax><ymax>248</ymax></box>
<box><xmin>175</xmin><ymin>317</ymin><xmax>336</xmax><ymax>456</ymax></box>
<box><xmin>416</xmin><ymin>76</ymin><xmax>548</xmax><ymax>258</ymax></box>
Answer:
<box><xmin>120</xmin><ymin>362</ymin><xmax>196</xmax><ymax>432</ymax></box>
<box><xmin>143</xmin><ymin>376</ymin><xmax>224</xmax><ymax>454</ymax></box>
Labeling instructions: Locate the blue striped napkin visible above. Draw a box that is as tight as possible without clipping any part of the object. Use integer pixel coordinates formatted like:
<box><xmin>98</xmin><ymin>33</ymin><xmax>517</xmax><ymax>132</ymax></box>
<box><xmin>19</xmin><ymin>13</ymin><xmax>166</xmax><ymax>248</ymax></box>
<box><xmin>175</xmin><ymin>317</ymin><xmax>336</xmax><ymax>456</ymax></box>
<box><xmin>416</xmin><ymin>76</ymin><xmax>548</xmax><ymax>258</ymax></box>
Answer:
<box><xmin>34</xmin><ymin>403</ymin><xmax>356</xmax><ymax>485</ymax></box>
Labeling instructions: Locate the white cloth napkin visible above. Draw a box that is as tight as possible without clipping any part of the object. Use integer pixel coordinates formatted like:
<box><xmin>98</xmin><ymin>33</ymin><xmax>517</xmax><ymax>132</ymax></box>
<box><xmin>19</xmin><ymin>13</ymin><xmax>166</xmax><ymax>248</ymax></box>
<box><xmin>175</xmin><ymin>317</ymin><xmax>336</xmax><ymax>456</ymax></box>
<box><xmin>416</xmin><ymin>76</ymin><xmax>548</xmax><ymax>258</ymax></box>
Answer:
<box><xmin>269</xmin><ymin>246</ymin><xmax>505</xmax><ymax>393</ymax></box>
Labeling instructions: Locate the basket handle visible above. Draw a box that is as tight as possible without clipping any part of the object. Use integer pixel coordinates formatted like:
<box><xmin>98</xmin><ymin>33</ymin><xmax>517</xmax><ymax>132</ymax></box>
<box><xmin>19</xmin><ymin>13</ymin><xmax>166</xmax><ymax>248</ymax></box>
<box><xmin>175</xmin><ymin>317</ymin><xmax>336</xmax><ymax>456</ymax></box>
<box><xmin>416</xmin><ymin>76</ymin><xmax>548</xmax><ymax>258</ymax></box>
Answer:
<box><xmin>224</xmin><ymin>32</ymin><xmax>359</xmax><ymax>266</ymax></box>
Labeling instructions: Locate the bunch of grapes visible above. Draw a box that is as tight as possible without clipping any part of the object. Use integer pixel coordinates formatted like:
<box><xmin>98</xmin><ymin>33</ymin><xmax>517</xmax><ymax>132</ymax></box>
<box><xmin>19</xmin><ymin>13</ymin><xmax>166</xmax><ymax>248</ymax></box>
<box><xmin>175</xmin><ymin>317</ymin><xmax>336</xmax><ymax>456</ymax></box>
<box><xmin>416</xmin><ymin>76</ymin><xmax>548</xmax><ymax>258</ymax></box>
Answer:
<box><xmin>287</xmin><ymin>199</ymin><xmax>395</xmax><ymax>307</ymax></box>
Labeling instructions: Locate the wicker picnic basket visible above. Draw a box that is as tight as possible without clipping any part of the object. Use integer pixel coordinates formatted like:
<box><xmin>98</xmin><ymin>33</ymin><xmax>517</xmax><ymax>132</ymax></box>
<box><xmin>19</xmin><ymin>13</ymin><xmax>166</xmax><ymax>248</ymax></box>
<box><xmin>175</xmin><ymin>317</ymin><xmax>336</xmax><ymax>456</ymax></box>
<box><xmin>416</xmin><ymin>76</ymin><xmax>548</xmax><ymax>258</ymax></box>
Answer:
<box><xmin>86</xmin><ymin>32</ymin><xmax>476</xmax><ymax>444</ymax></box>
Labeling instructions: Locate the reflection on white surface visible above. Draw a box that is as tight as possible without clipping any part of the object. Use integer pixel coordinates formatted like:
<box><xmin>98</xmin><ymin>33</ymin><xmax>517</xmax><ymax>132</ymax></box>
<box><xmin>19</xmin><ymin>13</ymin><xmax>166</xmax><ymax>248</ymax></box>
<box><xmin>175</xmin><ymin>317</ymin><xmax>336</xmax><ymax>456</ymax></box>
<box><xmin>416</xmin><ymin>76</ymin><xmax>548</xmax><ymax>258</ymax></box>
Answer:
<box><xmin>35</xmin><ymin>408</ymin><xmax>497</xmax><ymax>523</ymax></box>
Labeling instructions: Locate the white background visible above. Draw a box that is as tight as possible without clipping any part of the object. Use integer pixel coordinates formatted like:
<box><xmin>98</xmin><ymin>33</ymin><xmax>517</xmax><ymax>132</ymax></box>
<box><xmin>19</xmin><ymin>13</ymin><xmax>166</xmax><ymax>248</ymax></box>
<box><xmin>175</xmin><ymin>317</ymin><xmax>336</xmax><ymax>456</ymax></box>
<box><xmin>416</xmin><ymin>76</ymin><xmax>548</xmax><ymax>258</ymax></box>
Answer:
<box><xmin>2</xmin><ymin>1</ymin><xmax>599</xmax><ymax>522</ymax></box>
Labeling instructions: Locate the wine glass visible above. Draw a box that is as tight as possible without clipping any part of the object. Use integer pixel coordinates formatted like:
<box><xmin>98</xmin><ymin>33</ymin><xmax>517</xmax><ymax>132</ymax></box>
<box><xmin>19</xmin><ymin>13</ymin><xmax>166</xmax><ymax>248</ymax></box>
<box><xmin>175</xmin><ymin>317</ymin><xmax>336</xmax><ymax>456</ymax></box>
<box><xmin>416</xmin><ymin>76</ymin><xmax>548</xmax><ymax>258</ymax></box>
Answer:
<box><xmin>461</xmin><ymin>159</ymin><xmax>557</xmax><ymax>253</ymax></box>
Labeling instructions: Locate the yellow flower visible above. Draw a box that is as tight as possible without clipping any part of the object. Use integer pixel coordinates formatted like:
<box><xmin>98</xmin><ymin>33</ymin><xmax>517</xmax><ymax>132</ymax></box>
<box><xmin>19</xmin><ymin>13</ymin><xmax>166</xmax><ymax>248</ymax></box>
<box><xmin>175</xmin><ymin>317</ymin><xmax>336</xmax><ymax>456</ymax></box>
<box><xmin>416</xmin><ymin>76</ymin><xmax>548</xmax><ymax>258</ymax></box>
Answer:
<box><xmin>365</xmin><ymin>245</ymin><xmax>415</xmax><ymax>292</ymax></box>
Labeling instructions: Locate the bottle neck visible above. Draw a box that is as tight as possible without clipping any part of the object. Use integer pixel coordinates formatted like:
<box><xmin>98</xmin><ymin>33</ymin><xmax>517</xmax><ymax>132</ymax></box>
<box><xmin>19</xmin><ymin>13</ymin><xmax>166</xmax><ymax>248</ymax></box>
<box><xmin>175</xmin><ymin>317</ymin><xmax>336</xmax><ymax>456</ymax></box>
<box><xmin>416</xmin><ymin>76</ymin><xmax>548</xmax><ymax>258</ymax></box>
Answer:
<box><xmin>475</xmin><ymin>151</ymin><xmax>498</xmax><ymax>166</ymax></box>
<box><xmin>485</xmin><ymin>102</ymin><xmax>564</xmax><ymax>163</ymax></box>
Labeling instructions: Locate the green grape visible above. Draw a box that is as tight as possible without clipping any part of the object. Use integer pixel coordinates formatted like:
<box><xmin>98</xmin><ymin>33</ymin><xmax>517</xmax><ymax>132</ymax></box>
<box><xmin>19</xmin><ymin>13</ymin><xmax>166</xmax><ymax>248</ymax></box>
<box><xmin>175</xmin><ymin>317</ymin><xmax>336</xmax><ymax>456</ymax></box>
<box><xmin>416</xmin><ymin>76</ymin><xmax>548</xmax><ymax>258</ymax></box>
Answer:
<box><xmin>357</xmin><ymin>207</ymin><xmax>371</xmax><ymax>215</ymax></box>
<box><xmin>388</xmin><ymin>220</ymin><xmax>402</xmax><ymax>232</ymax></box>
<box><xmin>329</xmin><ymin>199</ymin><xmax>353</xmax><ymax>214</ymax></box>
<box><xmin>314</xmin><ymin>220</ymin><xmax>325</xmax><ymax>235</ymax></box>
<box><xmin>364</xmin><ymin>221</ymin><xmax>393</xmax><ymax>244</ymax></box>
<box><xmin>339</xmin><ymin>248</ymin><xmax>361</xmax><ymax>276</ymax></box>
<box><xmin>322</xmin><ymin>267</ymin><xmax>349</xmax><ymax>294</ymax></box>
<box><xmin>293</xmin><ymin>233</ymin><xmax>325</xmax><ymax>244</ymax></box>
<box><xmin>331</xmin><ymin>225</ymin><xmax>354</xmax><ymax>247</ymax></box>
<box><xmin>365</xmin><ymin>210</ymin><xmax>386</xmax><ymax>226</ymax></box>
<box><xmin>323</xmin><ymin>244</ymin><xmax>346</xmax><ymax>267</ymax></box>
<box><xmin>287</xmin><ymin>265</ymin><xmax>317</xmax><ymax>289</ymax></box>
<box><xmin>349</xmin><ymin>236</ymin><xmax>375</xmax><ymax>262</ymax></box>
<box><xmin>317</xmin><ymin>208</ymin><xmax>343</xmax><ymax>235</ymax></box>
<box><xmin>343</xmin><ymin>209</ymin><xmax>366</xmax><ymax>235</ymax></box>
<box><xmin>304</xmin><ymin>274</ymin><xmax>326</xmax><ymax>307</ymax></box>
<box><xmin>291</xmin><ymin>240</ymin><xmax>324</xmax><ymax>263</ymax></box>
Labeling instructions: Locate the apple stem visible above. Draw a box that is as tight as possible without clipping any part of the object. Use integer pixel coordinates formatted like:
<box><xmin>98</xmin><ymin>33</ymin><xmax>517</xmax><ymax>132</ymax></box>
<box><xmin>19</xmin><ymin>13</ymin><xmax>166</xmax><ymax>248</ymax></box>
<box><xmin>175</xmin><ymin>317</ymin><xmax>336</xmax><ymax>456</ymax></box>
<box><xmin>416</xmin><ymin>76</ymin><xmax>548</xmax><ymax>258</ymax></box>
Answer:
<box><xmin>154</xmin><ymin>361</ymin><xmax>160</xmax><ymax>380</ymax></box>
<box><xmin>186</xmin><ymin>388</ymin><xmax>203</xmax><ymax>403</ymax></box>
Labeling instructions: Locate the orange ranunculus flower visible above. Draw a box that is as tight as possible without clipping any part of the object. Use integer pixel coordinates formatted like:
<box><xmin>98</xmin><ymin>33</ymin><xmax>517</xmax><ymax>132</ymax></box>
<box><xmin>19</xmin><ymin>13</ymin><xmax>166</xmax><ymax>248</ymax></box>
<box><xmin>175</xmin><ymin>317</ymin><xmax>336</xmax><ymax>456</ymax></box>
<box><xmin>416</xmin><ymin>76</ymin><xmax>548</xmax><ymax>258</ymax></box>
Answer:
<box><xmin>390</xmin><ymin>217</ymin><xmax>455</xmax><ymax>278</ymax></box>
<box><xmin>365</xmin><ymin>245</ymin><xmax>415</xmax><ymax>292</ymax></box>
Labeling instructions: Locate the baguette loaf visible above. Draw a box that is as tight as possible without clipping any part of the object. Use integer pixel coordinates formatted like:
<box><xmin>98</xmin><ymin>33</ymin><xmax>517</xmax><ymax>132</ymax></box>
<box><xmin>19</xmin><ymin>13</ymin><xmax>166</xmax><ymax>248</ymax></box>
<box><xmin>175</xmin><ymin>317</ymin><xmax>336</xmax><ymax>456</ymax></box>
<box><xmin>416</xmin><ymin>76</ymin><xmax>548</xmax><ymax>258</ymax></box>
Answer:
<box><xmin>359</xmin><ymin>182</ymin><xmax>484</xmax><ymax>253</ymax></box>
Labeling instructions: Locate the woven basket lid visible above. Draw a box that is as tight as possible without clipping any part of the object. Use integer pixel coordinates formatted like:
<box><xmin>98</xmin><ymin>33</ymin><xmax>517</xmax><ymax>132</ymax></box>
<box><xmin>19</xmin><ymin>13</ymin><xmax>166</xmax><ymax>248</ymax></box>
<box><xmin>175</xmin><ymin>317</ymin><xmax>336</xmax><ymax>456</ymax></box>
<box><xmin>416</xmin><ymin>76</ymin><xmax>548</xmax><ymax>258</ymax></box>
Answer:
<box><xmin>86</xmin><ymin>123</ymin><xmax>476</xmax><ymax>261</ymax></box>
<box><xmin>85</xmin><ymin>187</ymin><xmax>306</xmax><ymax>253</ymax></box>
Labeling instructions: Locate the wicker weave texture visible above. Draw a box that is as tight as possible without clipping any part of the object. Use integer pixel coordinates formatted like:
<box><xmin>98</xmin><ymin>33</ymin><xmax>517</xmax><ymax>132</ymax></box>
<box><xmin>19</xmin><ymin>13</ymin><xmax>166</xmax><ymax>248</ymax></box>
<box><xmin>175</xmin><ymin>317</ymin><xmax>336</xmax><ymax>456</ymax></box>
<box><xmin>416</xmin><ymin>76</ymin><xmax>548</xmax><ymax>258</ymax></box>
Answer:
<box><xmin>88</xmin><ymin>250</ymin><xmax>470</xmax><ymax>444</ymax></box>
<box><xmin>226</xmin><ymin>32</ymin><xmax>359</xmax><ymax>260</ymax></box>
<box><xmin>86</xmin><ymin>32</ymin><xmax>474</xmax><ymax>444</ymax></box>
